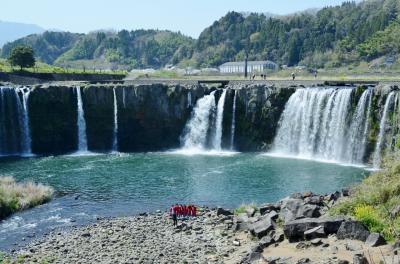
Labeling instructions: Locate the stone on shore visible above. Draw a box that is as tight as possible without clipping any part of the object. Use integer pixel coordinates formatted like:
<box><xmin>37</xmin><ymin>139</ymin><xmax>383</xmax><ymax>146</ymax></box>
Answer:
<box><xmin>365</xmin><ymin>233</ymin><xmax>386</xmax><ymax>247</ymax></box>
<box><xmin>283</xmin><ymin>216</ymin><xmax>345</xmax><ymax>242</ymax></box>
<box><xmin>337</xmin><ymin>220</ymin><xmax>370</xmax><ymax>242</ymax></box>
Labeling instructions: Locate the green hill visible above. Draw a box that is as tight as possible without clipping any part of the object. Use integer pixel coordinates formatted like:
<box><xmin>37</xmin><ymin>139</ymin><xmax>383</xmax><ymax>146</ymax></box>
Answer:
<box><xmin>1</xmin><ymin>0</ymin><xmax>400</xmax><ymax>70</ymax></box>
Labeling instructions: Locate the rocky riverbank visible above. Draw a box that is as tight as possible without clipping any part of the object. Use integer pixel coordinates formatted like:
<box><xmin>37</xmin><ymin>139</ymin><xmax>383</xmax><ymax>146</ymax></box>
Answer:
<box><xmin>7</xmin><ymin>189</ymin><xmax>398</xmax><ymax>264</ymax></box>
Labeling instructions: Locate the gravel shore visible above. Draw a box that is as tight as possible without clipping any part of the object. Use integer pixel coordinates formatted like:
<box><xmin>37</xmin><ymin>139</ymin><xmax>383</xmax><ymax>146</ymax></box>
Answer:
<box><xmin>9</xmin><ymin>191</ymin><xmax>397</xmax><ymax>264</ymax></box>
<box><xmin>15</xmin><ymin>208</ymin><xmax>255</xmax><ymax>264</ymax></box>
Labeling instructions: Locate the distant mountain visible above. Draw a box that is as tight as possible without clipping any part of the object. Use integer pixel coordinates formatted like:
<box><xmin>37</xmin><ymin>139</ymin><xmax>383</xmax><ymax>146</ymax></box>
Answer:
<box><xmin>0</xmin><ymin>21</ymin><xmax>45</xmax><ymax>47</ymax></box>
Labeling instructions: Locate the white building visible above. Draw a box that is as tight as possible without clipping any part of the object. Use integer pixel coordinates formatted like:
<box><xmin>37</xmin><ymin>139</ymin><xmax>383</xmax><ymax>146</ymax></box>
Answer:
<box><xmin>219</xmin><ymin>61</ymin><xmax>278</xmax><ymax>74</ymax></box>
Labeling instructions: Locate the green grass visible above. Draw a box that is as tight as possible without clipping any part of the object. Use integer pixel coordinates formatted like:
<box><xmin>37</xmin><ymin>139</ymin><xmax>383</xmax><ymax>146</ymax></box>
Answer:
<box><xmin>234</xmin><ymin>202</ymin><xmax>258</xmax><ymax>215</ymax></box>
<box><xmin>0</xmin><ymin>176</ymin><xmax>54</xmax><ymax>220</ymax></box>
<box><xmin>330</xmin><ymin>153</ymin><xmax>400</xmax><ymax>241</ymax></box>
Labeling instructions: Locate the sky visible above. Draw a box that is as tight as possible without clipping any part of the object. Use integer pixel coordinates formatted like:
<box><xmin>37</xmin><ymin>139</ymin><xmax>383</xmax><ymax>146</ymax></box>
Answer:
<box><xmin>1</xmin><ymin>0</ymin><xmax>357</xmax><ymax>38</ymax></box>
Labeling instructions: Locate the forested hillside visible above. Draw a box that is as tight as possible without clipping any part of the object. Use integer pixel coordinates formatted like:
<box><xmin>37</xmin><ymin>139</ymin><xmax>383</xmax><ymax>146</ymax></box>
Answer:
<box><xmin>1</xmin><ymin>0</ymin><xmax>399</xmax><ymax>69</ymax></box>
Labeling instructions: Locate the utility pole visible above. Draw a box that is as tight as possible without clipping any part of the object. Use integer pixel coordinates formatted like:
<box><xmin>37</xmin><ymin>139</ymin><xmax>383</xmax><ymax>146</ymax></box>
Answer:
<box><xmin>244</xmin><ymin>51</ymin><xmax>248</xmax><ymax>79</ymax></box>
<box><xmin>243</xmin><ymin>37</ymin><xmax>250</xmax><ymax>79</ymax></box>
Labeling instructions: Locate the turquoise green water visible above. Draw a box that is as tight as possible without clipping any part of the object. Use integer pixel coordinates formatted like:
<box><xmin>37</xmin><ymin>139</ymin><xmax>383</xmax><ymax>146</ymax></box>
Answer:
<box><xmin>0</xmin><ymin>152</ymin><xmax>369</xmax><ymax>250</ymax></box>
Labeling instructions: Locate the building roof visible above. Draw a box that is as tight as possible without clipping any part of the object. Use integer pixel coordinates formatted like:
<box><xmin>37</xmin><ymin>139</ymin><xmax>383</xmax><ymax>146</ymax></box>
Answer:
<box><xmin>220</xmin><ymin>60</ymin><xmax>277</xmax><ymax>67</ymax></box>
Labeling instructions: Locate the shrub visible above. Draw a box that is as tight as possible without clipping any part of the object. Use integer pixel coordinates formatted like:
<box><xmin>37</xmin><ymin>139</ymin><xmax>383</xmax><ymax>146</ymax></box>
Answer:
<box><xmin>234</xmin><ymin>202</ymin><xmax>257</xmax><ymax>215</ymax></box>
<box><xmin>0</xmin><ymin>176</ymin><xmax>53</xmax><ymax>219</ymax></box>
<box><xmin>354</xmin><ymin>205</ymin><xmax>384</xmax><ymax>233</ymax></box>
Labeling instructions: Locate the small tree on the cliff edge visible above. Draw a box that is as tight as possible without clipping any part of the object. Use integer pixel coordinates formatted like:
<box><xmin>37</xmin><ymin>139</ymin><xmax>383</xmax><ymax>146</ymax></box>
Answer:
<box><xmin>7</xmin><ymin>46</ymin><xmax>35</xmax><ymax>71</ymax></box>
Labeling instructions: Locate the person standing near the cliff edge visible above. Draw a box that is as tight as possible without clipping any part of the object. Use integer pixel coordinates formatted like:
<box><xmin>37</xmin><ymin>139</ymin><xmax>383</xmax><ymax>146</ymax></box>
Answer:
<box><xmin>292</xmin><ymin>72</ymin><xmax>296</xmax><ymax>81</ymax></box>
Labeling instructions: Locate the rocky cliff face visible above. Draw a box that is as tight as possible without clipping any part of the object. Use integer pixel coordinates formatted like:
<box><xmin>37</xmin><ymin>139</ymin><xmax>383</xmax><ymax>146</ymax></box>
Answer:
<box><xmin>26</xmin><ymin>83</ymin><xmax>208</xmax><ymax>155</ymax></box>
<box><xmin>1</xmin><ymin>81</ymin><xmax>399</xmax><ymax>162</ymax></box>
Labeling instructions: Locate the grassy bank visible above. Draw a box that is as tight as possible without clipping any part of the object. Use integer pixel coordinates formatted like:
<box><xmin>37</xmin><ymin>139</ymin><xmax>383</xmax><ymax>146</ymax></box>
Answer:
<box><xmin>331</xmin><ymin>153</ymin><xmax>400</xmax><ymax>241</ymax></box>
<box><xmin>0</xmin><ymin>176</ymin><xmax>53</xmax><ymax>220</ymax></box>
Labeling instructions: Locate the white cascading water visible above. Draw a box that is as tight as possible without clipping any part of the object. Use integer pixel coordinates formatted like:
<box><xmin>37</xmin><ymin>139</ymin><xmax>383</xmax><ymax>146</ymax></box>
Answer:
<box><xmin>273</xmin><ymin>87</ymin><xmax>360</xmax><ymax>163</ymax></box>
<box><xmin>181</xmin><ymin>91</ymin><xmax>216</xmax><ymax>150</ymax></box>
<box><xmin>19</xmin><ymin>87</ymin><xmax>32</xmax><ymax>156</ymax></box>
<box><xmin>0</xmin><ymin>87</ymin><xmax>32</xmax><ymax>156</ymax></box>
<box><xmin>212</xmin><ymin>89</ymin><xmax>227</xmax><ymax>150</ymax></box>
<box><xmin>187</xmin><ymin>91</ymin><xmax>192</xmax><ymax>108</ymax></box>
<box><xmin>345</xmin><ymin>89</ymin><xmax>372</xmax><ymax>164</ymax></box>
<box><xmin>76</xmin><ymin>87</ymin><xmax>88</xmax><ymax>153</ymax></box>
<box><xmin>373</xmin><ymin>91</ymin><xmax>396</xmax><ymax>168</ymax></box>
<box><xmin>112</xmin><ymin>88</ymin><xmax>118</xmax><ymax>152</ymax></box>
<box><xmin>230</xmin><ymin>90</ymin><xmax>237</xmax><ymax>150</ymax></box>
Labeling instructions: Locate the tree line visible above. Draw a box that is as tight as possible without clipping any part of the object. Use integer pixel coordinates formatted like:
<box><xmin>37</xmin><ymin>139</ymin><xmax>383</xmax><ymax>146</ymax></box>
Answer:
<box><xmin>1</xmin><ymin>0</ymin><xmax>399</xmax><ymax>69</ymax></box>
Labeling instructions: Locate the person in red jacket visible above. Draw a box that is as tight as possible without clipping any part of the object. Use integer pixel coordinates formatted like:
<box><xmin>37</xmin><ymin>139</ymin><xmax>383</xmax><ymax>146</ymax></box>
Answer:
<box><xmin>193</xmin><ymin>205</ymin><xmax>197</xmax><ymax>217</ymax></box>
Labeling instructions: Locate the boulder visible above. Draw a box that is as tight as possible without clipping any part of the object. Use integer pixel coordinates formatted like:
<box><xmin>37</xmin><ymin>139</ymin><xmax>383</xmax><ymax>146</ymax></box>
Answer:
<box><xmin>337</xmin><ymin>221</ymin><xmax>370</xmax><ymax>242</ymax></box>
<box><xmin>249</xmin><ymin>215</ymin><xmax>275</xmax><ymax>239</ymax></box>
<box><xmin>283</xmin><ymin>216</ymin><xmax>345</xmax><ymax>242</ymax></box>
<box><xmin>264</xmin><ymin>210</ymin><xmax>279</xmax><ymax>221</ymax></box>
<box><xmin>304</xmin><ymin>226</ymin><xmax>326</xmax><ymax>240</ymax></box>
<box><xmin>353</xmin><ymin>253</ymin><xmax>369</xmax><ymax>264</ymax></box>
<box><xmin>342</xmin><ymin>188</ymin><xmax>350</xmax><ymax>197</ymax></box>
<box><xmin>259</xmin><ymin>234</ymin><xmax>275</xmax><ymax>249</ymax></box>
<box><xmin>304</xmin><ymin>196</ymin><xmax>323</xmax><ymax>206</ymax></box>
<box><xmin>290</xmin><ymin>193</ymin><xmax>303</xmax><ymax>199</ymax></box>
<box><xmin>217</xmin><ymin>207</ymin><xmax>233</xmax><ymax>216</ymax></box>
<box><xmin>365</xmin><ymin>233</ymin><xmax>386</xmax><ymax>247</ymax></box>
<box><xmin>390</xmin><ymin>205</ymin><xmax>400</xmax><ymax>218</ymax></box>
<box><xmin>280</xmin><ymin>198</ymin><xmax>320</xmax><ymax>222</ymax></box>
<box><xmin>273</xmin><ymin>231</ymin><xmax>285</xmax><ymax>243</ymax></box>
<box><xmin>259</xmin><ymin>203</ymin><xmax>279</xmax><ymax>215</ymax></box>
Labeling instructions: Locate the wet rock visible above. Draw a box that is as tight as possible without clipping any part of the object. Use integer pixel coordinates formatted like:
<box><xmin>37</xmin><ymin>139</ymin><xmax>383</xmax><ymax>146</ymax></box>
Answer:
<box><xmin>217</xmin><ymin>207</ymin><xmax>233</xmax><ymax>216</ymax></box>
<box><xmin>283</xmin><ymin>216</ymin><xmax>345</xmax><ymax>242</ymax></box>
<box><xmin>365</xmin><ymin>233</ymin><xmax>386</xmax><ymax>247</ymax></box>
<box><xmin>337</xmin><ymin>221</ymin><xmax>370</xmax><ymax>242</ymax></box>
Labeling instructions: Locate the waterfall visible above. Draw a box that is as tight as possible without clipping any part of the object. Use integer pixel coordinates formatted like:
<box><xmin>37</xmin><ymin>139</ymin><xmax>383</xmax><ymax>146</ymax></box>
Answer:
<box><xmin>112</xmin><ymin>88</ymin><xmax>118</xmax><ymax>152</ymax></box>
<box><xmin>230</xmin><ymin>90</ymin><xmax>237</xmax><ymax>150</ymax></box>
<box><xmin>273</xmin><ymin>87</ymin><xmax>357</xmax><ymax>163</ymax></box>
<box><xmin>181</xmin><ymin>91</ymin><xmax>216</xmax><ymax>150</ymax></box>
<box><xmin>19</xmin><ymin>87</ymin><xmax>32</xmax><ymax>156</ymax></box>
<box><xmin>0</xmin><ymin>87</ymin><xmax>32</xmax><ymax>156</ymax></box>
<box><xmin>212</xmin><ymin>89</ymin><xmax>227</xmax><ymax>150</ymax></box>
<box><xmin>187</xmin><ymin>91</ymin><xmax>192</xmax><ymax>108</ymax></box>
<box><xmin>373</xmin><ymin>91</ymin><xmax>396</xmax><ymax>168</ymax></box>
<box><xmin>76</xmin><ymin>87</ymin><xmax>88</xmax><ymax>153</ymax></box>
<box><xmin>122</xmin><ymin>87</ymin><xmax>126</xmax><ymax>108</ymax></box>
<box><xmin>345</xmin><ymin>89</ymin><xmax>372</xmax><ymax>164</ymax></box>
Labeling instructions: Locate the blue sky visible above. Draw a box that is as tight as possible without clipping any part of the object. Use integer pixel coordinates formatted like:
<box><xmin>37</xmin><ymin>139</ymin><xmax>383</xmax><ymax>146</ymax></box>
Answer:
<box><xmin>2</xmin><ymin>0</ymin><xmax>356</xmax><ymax>37</ymax></box>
